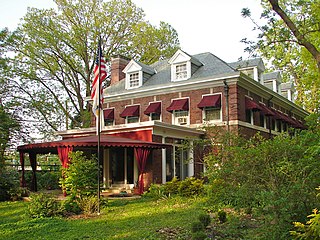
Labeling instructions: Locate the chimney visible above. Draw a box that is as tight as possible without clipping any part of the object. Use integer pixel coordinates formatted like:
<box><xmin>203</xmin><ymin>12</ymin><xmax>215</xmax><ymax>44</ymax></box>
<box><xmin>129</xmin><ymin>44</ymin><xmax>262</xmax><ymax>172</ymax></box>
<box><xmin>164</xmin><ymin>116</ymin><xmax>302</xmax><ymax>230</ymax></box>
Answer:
<box><xmin>110</xmin><ymin>55</ymin><xmax>130</xmax><ymax>86</ymax></box>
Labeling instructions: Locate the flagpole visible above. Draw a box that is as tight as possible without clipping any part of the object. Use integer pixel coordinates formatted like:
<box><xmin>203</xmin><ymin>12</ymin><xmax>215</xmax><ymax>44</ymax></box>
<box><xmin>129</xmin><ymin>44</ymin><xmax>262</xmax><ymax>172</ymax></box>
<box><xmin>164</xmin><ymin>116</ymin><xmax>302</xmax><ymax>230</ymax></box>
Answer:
<box><xmin>97</xmin><ymin>36</ymin><xmax>102</xmax><ymax>215</ymax></box>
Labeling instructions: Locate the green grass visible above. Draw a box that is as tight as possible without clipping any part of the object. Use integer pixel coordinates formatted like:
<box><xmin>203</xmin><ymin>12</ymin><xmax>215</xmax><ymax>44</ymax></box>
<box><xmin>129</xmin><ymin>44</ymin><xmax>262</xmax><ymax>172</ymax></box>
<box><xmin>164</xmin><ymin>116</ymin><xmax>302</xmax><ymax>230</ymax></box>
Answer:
<box><xmin>0</xmin><ymin>197</ymin><xmax>207</xmax><ymax>240</ymax></box>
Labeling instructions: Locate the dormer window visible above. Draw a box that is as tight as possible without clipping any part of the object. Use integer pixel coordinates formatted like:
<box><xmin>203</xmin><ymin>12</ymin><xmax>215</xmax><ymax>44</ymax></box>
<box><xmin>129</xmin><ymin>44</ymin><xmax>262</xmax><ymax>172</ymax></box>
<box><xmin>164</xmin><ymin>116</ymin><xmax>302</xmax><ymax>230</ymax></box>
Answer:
<box><xmin>169</xmin><ymin>49</ymin><xmax>202</xmax><ymax>82</ymax></box>
<box><xmin>129</xmin><ymin>72</ymin><xmax>140</xmax><ymax>88</ymax></box>
<box><xmin>123</xmin><ymin>60</ymin><xmax>155</xmax><ymax>90</ymax></box>
<box><xmin>175</xmin><ymin>63</ymin><xmax>187</xmax><ymax>80</ymax></box>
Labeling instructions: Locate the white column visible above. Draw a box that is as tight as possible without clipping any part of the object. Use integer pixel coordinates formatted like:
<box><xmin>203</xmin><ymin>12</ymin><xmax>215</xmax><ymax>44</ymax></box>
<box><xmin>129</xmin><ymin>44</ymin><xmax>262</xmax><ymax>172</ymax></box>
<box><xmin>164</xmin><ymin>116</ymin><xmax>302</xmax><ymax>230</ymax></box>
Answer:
<box><xmin>162</xmin><ymin>137</ymin><xmax>166</xmax><ymax>184</ymax></box>
<box><xmin>173</xmin><ymin>146</ymin><xmax>176</xmax><ymax>177</ymax></box>
<box><xmin>188</xmin><ymin>140</ymin><xmax>194</xmax><ymax>177</ymax></box>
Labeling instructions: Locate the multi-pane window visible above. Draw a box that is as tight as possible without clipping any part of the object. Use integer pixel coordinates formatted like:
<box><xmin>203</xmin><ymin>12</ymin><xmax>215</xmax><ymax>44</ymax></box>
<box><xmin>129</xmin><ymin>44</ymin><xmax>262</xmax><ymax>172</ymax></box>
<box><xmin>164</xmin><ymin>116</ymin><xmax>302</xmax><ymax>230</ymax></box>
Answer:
<box><xmin>175</xmin><ymin>64</ymin><xmax>187</xmax><ymax>80</ymax></box>
<box><xmin>204</xmin><ymin>107</ymin><xmax>221</xmax><ymax>122</ymax></box>
<box><xmin>174</xmin><ymin>110</ymin><xmax>188</xmax><ymax>125</ymax></box>
<box><xmin>127</xmin><ymin>116</ymin><xmax>139</xmax><ymax>124</ymax></box>
<box><xmin>150</xmin><ymin>112</ymin><xmax>161</xmax><ymax>121</ymax></box>
<box><xmin>129</xmin><ymin>73</ymin><xmax>139</xmax><ymax>88</ymax></box>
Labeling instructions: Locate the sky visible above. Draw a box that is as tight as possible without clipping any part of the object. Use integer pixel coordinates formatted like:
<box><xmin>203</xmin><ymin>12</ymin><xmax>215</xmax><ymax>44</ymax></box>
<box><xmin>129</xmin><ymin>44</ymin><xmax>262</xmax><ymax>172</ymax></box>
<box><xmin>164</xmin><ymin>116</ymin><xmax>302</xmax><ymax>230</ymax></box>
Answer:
<box><xmin>0</xmin><ymin>0</ymin><xmax>263</xmax><ymax>62</ymax></box>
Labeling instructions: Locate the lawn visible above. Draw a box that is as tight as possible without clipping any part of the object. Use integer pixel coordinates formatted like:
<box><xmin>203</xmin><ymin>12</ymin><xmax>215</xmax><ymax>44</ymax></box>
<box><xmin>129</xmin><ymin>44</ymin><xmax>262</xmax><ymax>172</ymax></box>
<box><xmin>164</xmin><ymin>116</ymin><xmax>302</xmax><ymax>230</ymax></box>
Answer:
<box><xmin>0</xmin><ymin>196</ymin><xmax>207</xmax><ymax>240</ymax></box>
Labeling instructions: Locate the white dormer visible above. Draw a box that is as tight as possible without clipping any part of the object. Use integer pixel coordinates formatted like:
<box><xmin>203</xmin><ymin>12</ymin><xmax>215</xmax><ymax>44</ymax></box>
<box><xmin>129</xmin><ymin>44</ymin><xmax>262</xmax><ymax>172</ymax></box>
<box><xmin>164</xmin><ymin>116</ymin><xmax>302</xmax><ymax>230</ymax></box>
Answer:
<box><xmin>168</xmin><ymin>49</ymin><xmax>202</xmax><ymax>82</ymax></box>
<box><xmin>123</xmin><ymin>60</ymin><xmax>155</xmax><ymax>90</ymax></box>
<box><xmin>123</xmin><ymin>60</ymin><xmax>143</xmax><ymax>89</ymax></box>
<box><xmin>263</xmin><ymin>72</ymin><xmax>282</xmax><ymax>94</ymax></box>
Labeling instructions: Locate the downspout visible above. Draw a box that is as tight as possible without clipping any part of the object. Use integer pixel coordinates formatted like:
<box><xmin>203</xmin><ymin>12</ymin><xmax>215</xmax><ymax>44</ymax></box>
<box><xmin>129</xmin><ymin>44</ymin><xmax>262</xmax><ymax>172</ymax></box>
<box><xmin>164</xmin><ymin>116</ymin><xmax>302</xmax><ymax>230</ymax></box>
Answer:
<box><xmin>267</xmin><ymin>96</ymin><xmax>274</xmax><ymax>138</ymax></box>
<box><xmin>223</xmin><ymin>80</ymin><xmax>230</xmax><ymax>132</ymax></box>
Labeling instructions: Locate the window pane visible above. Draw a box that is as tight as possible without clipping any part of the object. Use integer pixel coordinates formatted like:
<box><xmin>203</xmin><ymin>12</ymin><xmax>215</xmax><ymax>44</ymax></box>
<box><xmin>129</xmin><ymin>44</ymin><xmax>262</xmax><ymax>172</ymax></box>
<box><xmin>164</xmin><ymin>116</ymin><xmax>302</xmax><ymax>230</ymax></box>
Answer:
<box><xmin>175</xmin><ymin>64</ymin><xmax>187</xmax><ymax>79</ymax></box>
<box><xmin>105</xmin><ymin>119</ymin><xmax>114</xmax><ymax>126</ymax></box>
<box><xmin>127</xmin><ymin>116</ymin><xmax>139</xmax><ymax>123</ymax></box>
<box><xmin>205</xmin><ymin>107</ymin><xmax>220</xmax><ymax>121</ymax></box>
<box><xmin>151</xmin><ymin>113</ymin><xmax>160</xmax><ymax>121</ymax></box>
<box><xmin>129</xmin><ymin>73</ymin><xmax>139</xmax><ymax>87</ymax></box>
<box><xmin>245</xmin><ymin>109</ymin><xmax>252</xmax><ymax>124</ymax></box>
<box><xmin>174</xmin><ymin>110</ymin><xmax>188</xmax><ymax>125</ymax></box>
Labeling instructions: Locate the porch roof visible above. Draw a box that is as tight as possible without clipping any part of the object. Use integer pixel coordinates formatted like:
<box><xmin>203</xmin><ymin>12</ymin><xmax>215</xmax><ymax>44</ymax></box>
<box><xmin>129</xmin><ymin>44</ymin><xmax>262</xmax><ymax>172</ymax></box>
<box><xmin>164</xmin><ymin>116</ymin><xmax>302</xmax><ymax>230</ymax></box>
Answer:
<box><xmin>17</xmin><ymin>134</ymin><xmax>170</xmax><ymax>154</ymax></box>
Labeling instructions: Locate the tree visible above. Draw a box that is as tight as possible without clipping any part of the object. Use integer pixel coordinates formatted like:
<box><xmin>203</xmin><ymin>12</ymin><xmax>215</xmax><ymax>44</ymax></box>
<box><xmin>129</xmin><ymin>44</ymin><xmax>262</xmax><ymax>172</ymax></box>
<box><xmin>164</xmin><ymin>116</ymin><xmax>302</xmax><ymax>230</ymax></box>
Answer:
<box><xmin>4</xmin><ymin>0</ymin><xmax>179</xmax><ymax>138</ymax></box>
<box><xmin>241</xmin><ymin>0</ymin><xmax>320</xmax><ymax>112</ymax></box>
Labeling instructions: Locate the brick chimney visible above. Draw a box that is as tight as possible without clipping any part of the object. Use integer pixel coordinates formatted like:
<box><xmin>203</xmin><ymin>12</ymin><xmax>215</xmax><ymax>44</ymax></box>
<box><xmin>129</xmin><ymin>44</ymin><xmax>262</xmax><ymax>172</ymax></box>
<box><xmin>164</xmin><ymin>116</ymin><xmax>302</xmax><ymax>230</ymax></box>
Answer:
<box><xmin>110</xmin><ymin>55</ymin><xmax>130</xmax><ymax>86</ymax></box>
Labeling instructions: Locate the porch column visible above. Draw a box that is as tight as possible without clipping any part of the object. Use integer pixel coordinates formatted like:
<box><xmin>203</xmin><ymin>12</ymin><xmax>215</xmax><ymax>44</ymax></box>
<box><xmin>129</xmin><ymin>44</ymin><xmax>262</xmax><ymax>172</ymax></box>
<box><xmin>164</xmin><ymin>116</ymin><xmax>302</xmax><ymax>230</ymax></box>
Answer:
<box><xmin>19</xmin><ymin>152</ymin><xmax>26</xmax><ymax>187</ymax></box>
<box><xmin>29</xmin><ymin>152</ymin><xmax>37</xmax><ymax>192</ymax></box>
<box><xmin>188</xmin><ymin>140</ymin><xmax>194</xmax><ymax>177</ymax></box>
<box><xmin>162</xmin><ymin>137</ymin><xmax>166</xmax><ymax>184</ymax></box>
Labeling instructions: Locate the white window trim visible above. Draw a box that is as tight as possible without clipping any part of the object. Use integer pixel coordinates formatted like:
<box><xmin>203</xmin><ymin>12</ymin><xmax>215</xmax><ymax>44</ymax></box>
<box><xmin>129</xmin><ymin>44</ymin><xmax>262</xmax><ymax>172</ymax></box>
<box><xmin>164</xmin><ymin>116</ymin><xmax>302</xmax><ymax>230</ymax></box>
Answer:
<box><xmin>170</xmin><ymin>98</ymin><xmax>190</xmax><ymax>126</ymax></box>
<box><xmin>123</xmin><ymin>104</ymin><xmax>140</xmax><ymax>124</ymax></box>
<box><xmin>125</xmin><ymin>71</ymin><xmax>142</xmax><ymax>89</ymax></box>
<box><xmin>171</xmin><ymin>61</ymin><xmax>191</xmax><ymax>82</ymax></box>
<box><xmin>201</xmin><ymin>93</ymin><xmax>222</xmax><ymax>124</ymax></box>
<box><xmin>147</xmin><ymin>101</ymin><xmax>162</xmax><ymax>122</ymax></box>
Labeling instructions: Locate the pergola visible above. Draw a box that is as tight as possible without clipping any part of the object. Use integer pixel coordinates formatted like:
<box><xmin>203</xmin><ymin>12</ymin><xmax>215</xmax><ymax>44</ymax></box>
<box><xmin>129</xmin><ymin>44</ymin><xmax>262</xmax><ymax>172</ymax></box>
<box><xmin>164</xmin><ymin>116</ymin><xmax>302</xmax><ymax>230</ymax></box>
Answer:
<box><xmin>17</xmin><ymin>134</ymin><xmax>170</xmax><ymax>194</ymax></box>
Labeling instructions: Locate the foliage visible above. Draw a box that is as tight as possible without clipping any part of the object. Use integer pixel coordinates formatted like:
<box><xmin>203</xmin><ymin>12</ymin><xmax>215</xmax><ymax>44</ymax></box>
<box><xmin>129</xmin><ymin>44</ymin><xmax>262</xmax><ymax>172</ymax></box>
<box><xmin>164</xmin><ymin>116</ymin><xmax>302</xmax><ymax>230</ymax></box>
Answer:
<box><xmin>27</xmin><ymin>193</ymin><xmax>63</xmax><ymax>218</ymax></box>
<box><xmin>191</xmin><ymin>221</ymin><xmax>205</xmax><ymax>233</ymax></box>
<box><xmin>191</xmin><ymin>231</ymin><xmax>207</xmax><ymax>240</ymax></box>
<box><xmin>59</xmin><ymin>151</ymin><xmax>97</xmax><ymax>199</ymax></box>
<box><xmin>145</xmin><ymin>177</ymin><xmax>205</xmax><ymax>199</ymax></box>
<box><xmin>291</xmin><ymin>209</ymin><xmax>320</xmax><ymax>239</ymax></box>
<box><xmin>204</xmin><ymin>123</ymin><xmax>320</xmax><ymax>238</ymax></box>
<box><xmin>2</xmin><ymin>0</ymin><xmax>180</xmax><ymax>136</ymax></box>
<box><xmin>37</xmin><ymin>171</ymin><xmax>61</xmax><ymax>190</ymax></box>
<box><xmin>76</xmin><ymin>195</ymin><xmax>99</xmax><ymax>215</ymax></box>
<box><xmin>218</xmin><ymin>209</ymin><xmax>227</xmax><ymax>223</ymax></box>
<box><xmin>0</xmin><ymin>167</ymin><xmax>22</xmax><ymax>201</ymax></box>
<box><xmin>241</xmin><ymin>0</ymin><xmax>320</xmax><ymax>112</ymax></box>
<box><xmin>198</xmin><ymin>212</ymin><xmax>211</xmax><ymax>227</ymax></box>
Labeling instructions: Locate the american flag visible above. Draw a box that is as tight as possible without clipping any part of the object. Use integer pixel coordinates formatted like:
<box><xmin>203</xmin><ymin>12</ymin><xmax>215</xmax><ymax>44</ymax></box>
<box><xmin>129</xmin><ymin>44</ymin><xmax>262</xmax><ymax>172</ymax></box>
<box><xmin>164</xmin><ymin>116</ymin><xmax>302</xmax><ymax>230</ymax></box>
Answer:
<box><xmin>91</xmin><ymin>44</ymin><xmax>107</xmax><ymax>118</ymax></box>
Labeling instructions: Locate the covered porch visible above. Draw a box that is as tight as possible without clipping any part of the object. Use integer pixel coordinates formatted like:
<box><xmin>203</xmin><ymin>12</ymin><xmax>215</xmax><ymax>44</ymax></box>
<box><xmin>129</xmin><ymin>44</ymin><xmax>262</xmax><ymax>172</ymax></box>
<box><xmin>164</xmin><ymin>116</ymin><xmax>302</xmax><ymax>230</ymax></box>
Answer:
<box><xmin>17</xmin><ymin>134</ymin><xmax>170</xmax><ymax>195</ymax></box>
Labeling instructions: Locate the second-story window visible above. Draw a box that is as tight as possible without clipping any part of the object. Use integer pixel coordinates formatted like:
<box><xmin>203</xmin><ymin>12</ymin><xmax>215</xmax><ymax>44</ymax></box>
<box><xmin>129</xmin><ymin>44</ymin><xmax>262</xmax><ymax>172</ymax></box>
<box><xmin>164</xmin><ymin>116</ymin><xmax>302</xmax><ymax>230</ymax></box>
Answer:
<box><xmin>129</xmin><ymin>72</ymin><xmax>139</xmax><ymax>88</ymax></box>
<box><xmin>204</xmin><ymin>107</ymin><xmax>221</xmax><ymax>122</ymax></box>
<box><xmin>175</xmin><ymin>63</ymin><xmax>187</xmax><ymax>80</ymax></box>
<box><xmin>150</xmin><ymin>112</ymin><xmax>161</xmax><ymax>121</ymax></box>
<box><xmin>127</xmin><ymin>116</ymin><xmax>139</xmax><ymax>124</ymax></box>
<box><xmin>174</xmin><ymin>110</ymin><xmax>189</xmax><ymax>125</ymax></box>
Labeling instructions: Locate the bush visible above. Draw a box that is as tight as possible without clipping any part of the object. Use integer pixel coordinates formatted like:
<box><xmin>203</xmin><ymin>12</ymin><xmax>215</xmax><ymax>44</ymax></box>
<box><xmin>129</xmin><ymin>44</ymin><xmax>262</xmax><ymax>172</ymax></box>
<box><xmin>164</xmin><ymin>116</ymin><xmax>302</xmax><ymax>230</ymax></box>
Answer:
<box><xmin>144</xmin><ymin>184</ymin><xmax>166</xmax><ymax>199</ymax></box>
<box><xmin>28</xmin><ymin>193</ymin><xmax>63</xmax><ymax>218</ymax></box>
<box><xmin>192</xmin><ymin>231</ymin><xmax>207</xmax><ymax>240</ymax></box>
<box><xmin>163</xmin><ymin>177</ymin><xmax>180</xmax><ymax>196</ymax></box>
<box><xmin>191</xmin><ymin>221</ymin><xmax>205</xmax><ymax>233</ymax></box>
<box><xmin>178</xmin><ymin>177</ymin><xmax>204</xmax><ymax>197</ymax></box>
<box><xmin>291</xmin><ymin>209</ymin><xmax>320</xmax><ymax>239</ymax></box>
<box><xmin>37</xmin><ymin>171</ymin><xmax>60</xmax><ymax>190</ymax></box>
<box><xmin>76</xmin><ymin>195</ymin><xmax>99</xmax><ymax>215</ymax></box>
<box><xmin>218</xmin><ymin>210</ymin><xmax>227</xmax><ymax>223</ymax></box>
<box><xmin>63</xmin><ymin>198</ymin><xmax>81</xmax><ymax>215</ymax></box>
<box><xmin>0</xmin><ymin>167</ymin><xmax>21</xmax><ymax>201</ymax></box>
<box><xmin>199</xmin><ymin>213</ymin><xmax>211</xmax><ymax>227</ymax></box>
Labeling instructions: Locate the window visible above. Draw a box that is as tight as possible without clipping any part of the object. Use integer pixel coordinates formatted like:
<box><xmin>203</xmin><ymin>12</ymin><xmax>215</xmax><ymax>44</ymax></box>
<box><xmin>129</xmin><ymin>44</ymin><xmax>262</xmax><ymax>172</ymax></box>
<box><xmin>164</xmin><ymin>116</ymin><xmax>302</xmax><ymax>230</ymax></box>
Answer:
<box><xmin>259</xmin><ymin>113</ymin><xmax>266</xmax><ymax>128</ymax></box>
<box><xmin>127</xmin><ymin>116</ymin><xmax>139</xmax><ymax>124</ymax></box>
<box><xmin>245</xmin><ymin>109</ymin><xmax>253</xmax><ymax>124</ymax></box>
<box><xmin>204</xmin><ymin>107</ymin><xmax>221</xmax><ymax>122</ymax></box>
<box><xmin>150</xmin><ymin>112</ymin><xmax>161</xmax><ymax>121</ymax></box>
<box><xmin>175</xmin><ymin>63</ymin><xmax>187</xmax><ymax>80</ymax></box>
<box><xmin>105</xmin><ymin>119</ymin><xmax>114</xmax><ymax>126</ymax></box>
<box><xmin>276</xmin><ymin>120</ymin><xmax>282</xmax><ymax>132</ymax></box>
<box><xmin>241</xmin><ymin>69</ymin><xmax>254</xmax><ymax>79</ymax></box>
<box><xmin>129</xmin><ymin>72</ymin><xmax>139</xmax><ymax>88</ymax></box>
<box><xmin>173</xmin><ymin>110</ymin><xmax>189</xmax><ymax>125</ymax></box>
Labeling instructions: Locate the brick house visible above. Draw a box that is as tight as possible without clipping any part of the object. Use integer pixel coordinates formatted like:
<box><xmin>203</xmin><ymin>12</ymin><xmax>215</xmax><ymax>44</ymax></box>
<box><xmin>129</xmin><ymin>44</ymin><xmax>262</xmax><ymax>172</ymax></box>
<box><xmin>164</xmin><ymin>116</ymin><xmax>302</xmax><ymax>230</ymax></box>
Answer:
<box><xmin>18</xmin><ymin>49</ymin><xmax>308</xmax><ymax>193</ymax></box>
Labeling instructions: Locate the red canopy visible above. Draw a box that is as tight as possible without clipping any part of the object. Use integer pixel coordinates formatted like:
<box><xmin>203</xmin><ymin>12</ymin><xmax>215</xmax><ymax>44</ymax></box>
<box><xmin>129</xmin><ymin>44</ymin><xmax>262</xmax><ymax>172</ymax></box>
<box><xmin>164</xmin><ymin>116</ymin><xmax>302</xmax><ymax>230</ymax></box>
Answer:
<box><xmin>17</xmin><ymin>134</ymin><xmax>170</xmax><ymax>154</ymax></box>
<box><xmin>120</xmin><ymin>105</ymin><xmax>140</xmax><ymax>118</ymax></box>
<box><xmin>259</xmin><ymin>103</ymin><xmax>275</xmax><ymax>116</ymax></box>
<box><xmin>166</xmin><ymin>98</ymin><xmax>189</xmax><ymax>112</ymax></box>
<box><xmin>245</xmin><ymin>98</ymin><xmax>262</xmax><ymax>111</ymax></box>
<box><xmin>144</xmin><ymin>102</ymin><xmax>161</xmax><ymax>115</ymax></box>
<box><xmin>197</xmin><ymin>95</ymin><xmax>221</xmax><ymax>109</ymax></box>
<box><xmin>103</xmin><ymin>108</ymin><xmax>114</xmax><ymax>120</ymax></box>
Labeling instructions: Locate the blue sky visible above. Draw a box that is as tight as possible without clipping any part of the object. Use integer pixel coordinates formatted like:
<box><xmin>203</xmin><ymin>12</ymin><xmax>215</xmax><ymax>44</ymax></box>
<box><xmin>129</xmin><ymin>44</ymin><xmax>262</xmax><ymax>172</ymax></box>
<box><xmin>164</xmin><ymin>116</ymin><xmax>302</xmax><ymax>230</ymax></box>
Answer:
<box><xmin>0</xmin><ymin>0</ymin><xmax>263</xmax><ymax>62</ymax></box>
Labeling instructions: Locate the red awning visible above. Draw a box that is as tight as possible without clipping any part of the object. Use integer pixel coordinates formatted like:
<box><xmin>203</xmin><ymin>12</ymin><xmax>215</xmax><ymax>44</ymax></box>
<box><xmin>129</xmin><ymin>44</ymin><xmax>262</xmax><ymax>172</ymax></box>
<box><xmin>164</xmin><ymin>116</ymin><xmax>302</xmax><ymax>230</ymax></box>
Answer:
<box><xmin>144</xmin><ymin>102</ymin><xmax>161</xmax><ymax>115</ymax></box>
<box><xmin>197</xmin><ymin>95</ymin><xmax>221</xmax><ymax>109</ymax></box>
<box><xmin>103</xmin><ymin>108</ymin><xmax>114</xmax><ymax>120</ymax></box>
<box><xmin>17</xmin><ymin>134</ymin><xmax>170</xmax><ymax>154</ymax></box>
<box><xmin>259</xmin><ymin>103</ymin><xmax>275</xmax><ymax>116</ymax></box>
<box><xmin>245</xmin><ymin>98</ymin><xmax>262</xmax><ymax>111</ymax></box>
<box><xmin>120</xmin><ymin>105</ymin><xmax>140</xmax><ymax>118</ymax></box>
<box><xmin>166</xmin><ymin>98</ymin><xmax>189</xmax><ymax>112</ymax></box>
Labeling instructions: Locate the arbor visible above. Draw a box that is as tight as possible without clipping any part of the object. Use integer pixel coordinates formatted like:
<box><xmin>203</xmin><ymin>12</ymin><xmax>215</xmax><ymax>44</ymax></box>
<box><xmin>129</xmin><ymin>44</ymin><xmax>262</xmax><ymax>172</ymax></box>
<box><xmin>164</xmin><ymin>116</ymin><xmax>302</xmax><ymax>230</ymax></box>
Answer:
<box><xmin>242</xmin><ymin>0</ymin><xmax>320</xmax><ymax>112</ymax></box>
<box><xmin>4</xmin><ymin>0</ymin><xmax>179</xmax><ymax>138</ymax></box>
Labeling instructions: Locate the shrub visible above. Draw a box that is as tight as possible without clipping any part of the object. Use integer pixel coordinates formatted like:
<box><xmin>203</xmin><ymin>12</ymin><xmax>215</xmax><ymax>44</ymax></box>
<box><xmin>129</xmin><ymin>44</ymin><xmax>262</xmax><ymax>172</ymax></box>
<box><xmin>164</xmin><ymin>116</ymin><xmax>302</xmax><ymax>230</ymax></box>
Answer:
<box><xmin>38</xmin><ymin>171</ymin><xmax>60</xmax><ymax>190</ymax></box>
<box><xmin>63</xmin><ymin>198</ymin><xmax>81</xmax><ymax>215</ymax></box>
<box><xmin>191</xmin><ymin>221</ymin><xmax>205</xmax><ymax>233</ymax></box>
<box><xmin>163</xmin><ymin>177</ymin><xmax>180</xmax><ymax>196</ymax></box>
<box><xmin>28</xmin><ymin>193</ymin><xmax>63</xmax><ymax>218</ymax></box>
<box><xmin>192</xmin><ymin>231</ymin><xmax>207</xmax><ymax>240</ymax></box>
<box><xmin>76</xmin><ymin>195</ymin><xmax>99</xmax><ymax>215</ymax></box>
<box><xmin>178</xmin><ymin>177</ymin><xmax>204</xmax><ymax>197</ymax></box>
<box><xmin>198</xmin><ymin>213</ymin><xmax>211</xmax><ymax>227</ymax></box>
<box><xmin>218</xmin><ymin>209</ymin><xmax>227</xmax><ymax>223</ymax></box>
<box><xmin>0</xmin><ymin>167</ymin><xmax>21</xmax><ymax>201</ymax></box>
<box><xmin>291</xmin><ymin>209</ymin><xmax>320</xmax><ymax>239</ymax></box>
<box><xmin>144</xmin><ymin>184</ymin><xmax>166</xmax><ymax>199</ymax></box>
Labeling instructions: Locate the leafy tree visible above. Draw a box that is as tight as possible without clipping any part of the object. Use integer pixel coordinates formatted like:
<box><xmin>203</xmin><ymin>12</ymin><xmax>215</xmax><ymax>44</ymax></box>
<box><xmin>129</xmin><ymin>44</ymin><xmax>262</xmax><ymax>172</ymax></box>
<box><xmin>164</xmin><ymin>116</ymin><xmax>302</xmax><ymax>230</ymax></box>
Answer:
<box><xmin>4</xmin><ymin>0</ymin><xmax>179</xmax><ymax>137</ymax></box>
<box><xmin>241</xmin><ymin>0</ymin><xmax>320</xmax><ymax>112</ymax></box>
